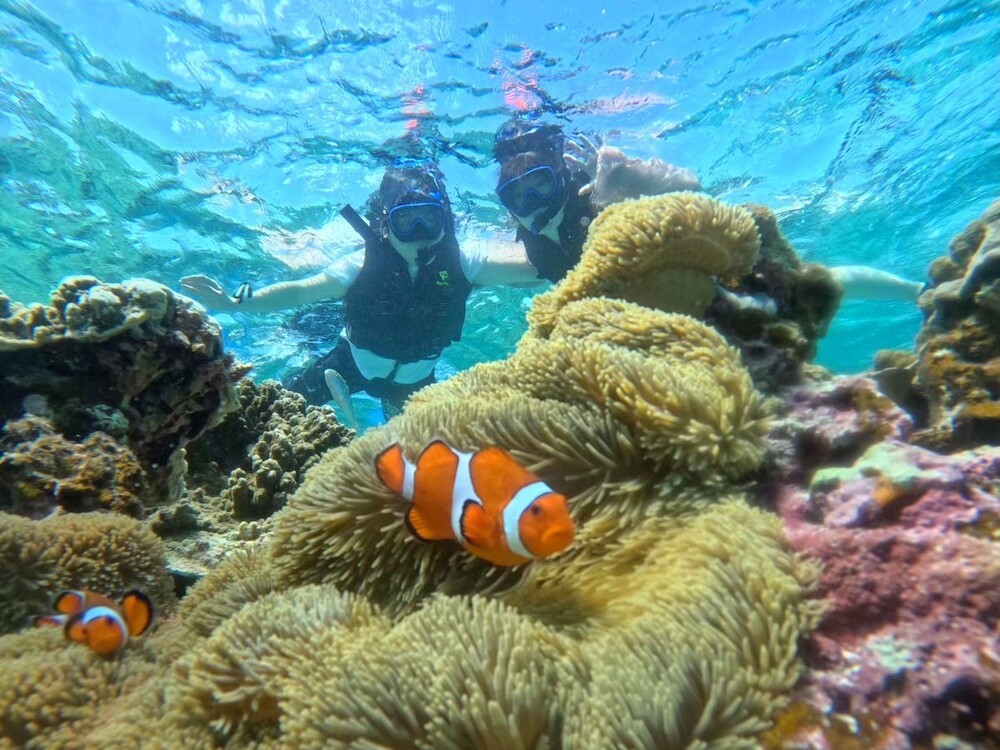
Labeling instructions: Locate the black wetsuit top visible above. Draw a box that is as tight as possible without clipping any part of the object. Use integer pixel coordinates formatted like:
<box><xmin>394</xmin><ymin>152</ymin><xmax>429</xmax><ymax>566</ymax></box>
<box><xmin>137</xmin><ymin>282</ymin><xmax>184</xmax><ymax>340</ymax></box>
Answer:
<box><xmin>515</xmin><ymin>172</ymin><xmax>595</xmax><ymax>283</ymax></box>
<box><xmin>343</xmin><ymin>233</ymin><xmax>472</xmax><ymax>364</ymax></box>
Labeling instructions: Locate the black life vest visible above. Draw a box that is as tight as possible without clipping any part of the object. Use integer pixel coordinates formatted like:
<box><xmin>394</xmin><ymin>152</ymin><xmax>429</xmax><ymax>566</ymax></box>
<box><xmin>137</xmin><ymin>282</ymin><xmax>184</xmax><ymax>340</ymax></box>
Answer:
<box><xmin>516</xmin><ymin>172</ymin><xmax>595</xmax><ymax>283</ymax></box>
<box><xmin>343</xmin><ymin>233</ymin><xmax>472</xmax><ymax>364</ymax></box>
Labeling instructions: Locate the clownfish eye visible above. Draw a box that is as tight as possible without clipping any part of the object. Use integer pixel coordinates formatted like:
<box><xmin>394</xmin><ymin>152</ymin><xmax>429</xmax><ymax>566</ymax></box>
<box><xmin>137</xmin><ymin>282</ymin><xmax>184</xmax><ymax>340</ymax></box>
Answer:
<box><xmin>530</xmin><ymin>505</ymin><xmax>541</xmax><ymax>516</ymax></box>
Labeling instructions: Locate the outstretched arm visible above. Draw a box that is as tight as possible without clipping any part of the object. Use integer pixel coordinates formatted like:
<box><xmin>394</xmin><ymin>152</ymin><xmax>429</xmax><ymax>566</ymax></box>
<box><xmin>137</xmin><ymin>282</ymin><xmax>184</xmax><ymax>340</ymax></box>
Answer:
<box><xmin>828</xmin><ymin>265</ymin><xmax>923</xmax><ymax>302</ymax></box>
<box><xmin>180</xmin><ymin>251</ymin><xmax>363</xmax><ymax>312</ymax></box>
<box><xmin>461</xmin><ymin>237</ymin><xmax>547</xmax><ymax>287</ymax></box>
<box><xmin>566</xmin><ymin>137</ymin><xmax>702</xmax><ymax>211</ymax></box>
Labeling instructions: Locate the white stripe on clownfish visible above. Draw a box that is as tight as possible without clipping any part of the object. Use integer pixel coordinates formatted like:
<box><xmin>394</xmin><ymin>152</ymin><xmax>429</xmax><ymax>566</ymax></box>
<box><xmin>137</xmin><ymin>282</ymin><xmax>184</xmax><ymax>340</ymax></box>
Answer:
<box><xmin>402</xmin><ymin>458</ymin><xmax>416</xmax><ymax>500</ymax></box>
<box><xmin>450</xmin><ymin>449</ymin><xmax>483</xmax><ymax>544</ymax></box>
<box><xmin>503</xmin><ymin>481</ymin><xmax>549</xmax><ymax>560</ymax></box>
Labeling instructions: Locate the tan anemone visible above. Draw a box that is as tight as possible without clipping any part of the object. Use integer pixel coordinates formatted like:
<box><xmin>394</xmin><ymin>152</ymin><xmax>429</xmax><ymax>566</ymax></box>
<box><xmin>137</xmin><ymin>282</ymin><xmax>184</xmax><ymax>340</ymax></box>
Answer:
<box><xmin>530</xmin><ymin>192</ymin><xmax>760</xmax><ymax>334</ymax></box>
<box><xmin>0</xmin><ymin>511</ymin><xmax>174</xmax><ymax>634</ymax></box>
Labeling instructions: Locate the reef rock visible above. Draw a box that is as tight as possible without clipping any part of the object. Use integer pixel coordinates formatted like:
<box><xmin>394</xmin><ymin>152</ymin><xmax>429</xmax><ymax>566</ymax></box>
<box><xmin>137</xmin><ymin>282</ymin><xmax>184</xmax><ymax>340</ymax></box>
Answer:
<box><xmin>184</xmin><ymin>378</ymin><xmax>352</xmax><ymax>520</ymax></box>
<box><xmin>763</xmin><ymin>373</ymin><xmax>913</xmax><ymax>485</ymax></box>
<box><xmin>0</xmin><ymin>416</ymin><xmax>150</xmax><ymax>518</ymax></box>
<box><xmin>706</xmin><ymin>205</ymin><xmax>845</xmax><ymax>392</ymax></box>
<box><xmin>0</xmin><ymin>277</ymin><xmax>245</xmax><ymax>502</ymax></box>
<box><xmin>773</xmin><ymin>438</ymin><xmax>1000</xmax><ymax>748</ymax></box>
<box><xmin>910</xmin><ymin>199</ymin><xmax>1000</xmax><ymax>450</ymax></box>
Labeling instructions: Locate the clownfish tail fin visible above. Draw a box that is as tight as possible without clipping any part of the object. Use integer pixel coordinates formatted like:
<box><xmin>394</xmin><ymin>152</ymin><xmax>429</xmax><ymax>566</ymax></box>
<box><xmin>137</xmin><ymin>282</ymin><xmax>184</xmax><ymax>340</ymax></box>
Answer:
<box><xmin>120</xmin><ymin>590</ymin><xmax>154</xmax><ymax>637</ymax></box>
<box><xmin>375</xmin><ymin>443</ymin><xmax>407</xmax><ymax>495</ymax></box>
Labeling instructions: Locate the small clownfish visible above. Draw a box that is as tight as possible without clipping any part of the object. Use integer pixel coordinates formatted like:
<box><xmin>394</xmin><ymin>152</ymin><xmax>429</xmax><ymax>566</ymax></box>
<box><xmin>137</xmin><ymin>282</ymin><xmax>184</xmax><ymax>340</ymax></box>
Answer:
<box><xmin>375</xmin><ymin>440</ymin><xmax>575</xmax><ymax>567</ymax></box>
<box><xmin>33</xmin><ymin>589</ymin><xmax>153</xmax><ymax>656</ymax></box>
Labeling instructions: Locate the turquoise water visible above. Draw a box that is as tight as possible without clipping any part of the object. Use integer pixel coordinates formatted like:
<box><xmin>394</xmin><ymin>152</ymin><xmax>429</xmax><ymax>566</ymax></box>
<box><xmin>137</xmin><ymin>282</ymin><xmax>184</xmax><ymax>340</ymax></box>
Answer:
<box><xmin>1</xmin><ymin>0</ymin><xmax>997</xmax><ymax>394</ymax></box>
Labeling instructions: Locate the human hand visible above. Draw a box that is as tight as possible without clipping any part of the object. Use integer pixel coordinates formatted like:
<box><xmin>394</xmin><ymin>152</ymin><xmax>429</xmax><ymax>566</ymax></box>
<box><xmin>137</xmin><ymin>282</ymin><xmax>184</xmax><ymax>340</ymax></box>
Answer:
<box><xmin>564</xmin><ymin>133</ymin><xmax>602</xmax><ymax>178</ymax></box>
<box><xmin>179</xmin><ymin>275</ymin><xmax>236</xmax><ymax>311</ymax></box>
<box><xmin>576</xmin><ymin>146</ymin><xmax>703</xmax><ymax>211</ymax></box>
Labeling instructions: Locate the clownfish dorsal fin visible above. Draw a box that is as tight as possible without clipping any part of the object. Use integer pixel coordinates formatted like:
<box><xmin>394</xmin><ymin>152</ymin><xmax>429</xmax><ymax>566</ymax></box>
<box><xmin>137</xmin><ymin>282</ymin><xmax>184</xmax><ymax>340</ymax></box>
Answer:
<box><xmin>459</xmin><ymin>500</ymin><xmax>493</xmax><ymax>549</ymax></box>
<box><xmin>120</xmin><ymin>590</ymin><xmax>153</xmax><ymax>637</ymax></box>
<box><xmin>375</xmin><ymin>443</ymin><xmax>407</xmax><ymax>495</ymax></box>
<box><xmin>468</xmin><ymin>446</ymin><xmax>540</xmax><ymax>515</ymax></box>
<box><xmin>53</xmin><ymin>590</ymin><xmax>87</xmax><ymax>616</ymax></box>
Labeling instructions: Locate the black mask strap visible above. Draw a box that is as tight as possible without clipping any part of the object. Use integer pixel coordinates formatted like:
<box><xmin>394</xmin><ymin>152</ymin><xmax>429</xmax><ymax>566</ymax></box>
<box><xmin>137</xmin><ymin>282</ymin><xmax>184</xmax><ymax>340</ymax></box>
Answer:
<box><xmin>340</xmin><ymin>204</ymin><xmax>376</xmax><ymax>244</ymax></box>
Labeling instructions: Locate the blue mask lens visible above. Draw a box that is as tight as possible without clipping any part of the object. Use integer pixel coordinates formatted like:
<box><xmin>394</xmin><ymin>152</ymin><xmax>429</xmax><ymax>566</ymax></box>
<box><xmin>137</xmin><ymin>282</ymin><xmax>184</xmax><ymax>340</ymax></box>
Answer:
<box><xmin>497</xmin><ymin>166</ymin><xmax>560</xmax><ymax>217</ymax></box>
<box><xmin>387</xmin><ymin>202</ymin><xmax>445</xmax><ymax>242</ymax></box>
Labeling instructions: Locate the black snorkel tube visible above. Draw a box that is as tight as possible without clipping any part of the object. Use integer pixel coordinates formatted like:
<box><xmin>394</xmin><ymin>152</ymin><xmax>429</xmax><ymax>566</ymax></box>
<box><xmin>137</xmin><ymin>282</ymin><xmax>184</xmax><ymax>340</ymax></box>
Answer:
<box><xmin>340</xmin><ymin>204</ymin><xmax>377</xmax><ymax>244</ymax></box>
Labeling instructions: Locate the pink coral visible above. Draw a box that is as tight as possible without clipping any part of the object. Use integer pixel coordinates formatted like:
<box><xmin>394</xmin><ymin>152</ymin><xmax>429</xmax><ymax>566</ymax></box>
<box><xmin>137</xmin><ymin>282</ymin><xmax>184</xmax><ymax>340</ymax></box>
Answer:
<box><xmin>774</xmin><ymin>433</ymin><xmax>1000</xmax><ymax>746</ymax></box>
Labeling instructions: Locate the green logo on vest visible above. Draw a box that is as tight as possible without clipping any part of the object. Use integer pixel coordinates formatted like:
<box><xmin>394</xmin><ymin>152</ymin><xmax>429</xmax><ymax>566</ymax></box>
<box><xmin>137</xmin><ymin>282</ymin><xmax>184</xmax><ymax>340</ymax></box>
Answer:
<box><xmin>436</xmin><ymin>270</ymin><xmax>450</xmax><ymax>286</ymax></box>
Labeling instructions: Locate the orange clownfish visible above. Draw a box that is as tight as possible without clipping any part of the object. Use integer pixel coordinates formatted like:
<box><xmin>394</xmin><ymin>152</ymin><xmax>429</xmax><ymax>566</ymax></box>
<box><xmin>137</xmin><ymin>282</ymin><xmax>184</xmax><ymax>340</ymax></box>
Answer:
<box><xmin>33</xmin><ymin>589</ymin><xmax>154</xmax><ymax>656</ymax></box>
<box><xmin>375</xmin><ymin>440</ymin><xmax>575</xmax><ymax>566</ymax></box>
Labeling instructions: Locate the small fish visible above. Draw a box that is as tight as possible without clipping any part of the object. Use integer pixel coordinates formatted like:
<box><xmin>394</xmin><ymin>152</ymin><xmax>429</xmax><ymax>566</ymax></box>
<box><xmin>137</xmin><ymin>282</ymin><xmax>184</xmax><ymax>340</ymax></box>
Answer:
<box><xmin>32</xmin><ymin>589</ymin><xmax>153</xmax><ymax>656</ymax></box>
<box><xmin>375</xmin><ymin>440</ymin><xmax>575</xmax><ymax>566</ymax></box>
<box><xmin>324</xmin><ymin>368</ymin><xmax>359</xmax><ymax>430</ymax></box>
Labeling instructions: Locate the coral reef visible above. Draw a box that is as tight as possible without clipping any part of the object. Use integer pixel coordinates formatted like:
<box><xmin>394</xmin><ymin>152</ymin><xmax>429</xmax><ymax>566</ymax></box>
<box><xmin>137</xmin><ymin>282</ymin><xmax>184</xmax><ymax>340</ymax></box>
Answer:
<box><xmin>706</xmin><ymin>205</ymin><xmax>845</xmax><ymax>391</ymax></box>
<box><xmin>908</xmin><ymin>199</ymin><xmax>1000</xmax><ymax>450</ymax></box>
<box><xmin>183</xmin><ymin>378</ymin><xmax>352</xmax><ymax>520</ymax></box>
<box><xmin>0</xmin><ymin>277</ymin><xmax>245</xmax><ymax>501</ymax></box>
<box><xmin>763</xmin><ymin>374</ymin><xmax>1000</xmax><ymax>748</ymax></box>
<box><xmin>0</xmin><ymin>511</ymin><xmax>174</xmax><ymax>635</ymax></box>
<box><xmin>152</xmin><ymin>378</ymin><xmax>351</xmax><ymax>588</ymax></box>
<box><xmin>0</xmin><ymin>194</ymin><xmax>820</xmax><ymax>748</ymax></box>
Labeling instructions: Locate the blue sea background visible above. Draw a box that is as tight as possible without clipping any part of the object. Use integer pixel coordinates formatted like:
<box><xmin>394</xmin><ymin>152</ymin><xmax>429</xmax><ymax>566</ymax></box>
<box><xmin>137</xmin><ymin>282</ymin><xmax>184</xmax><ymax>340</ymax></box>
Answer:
<box><xmin>1</xmin><ymin>0</ymin><xmax>997</xmax><ymax>424</ymax></box>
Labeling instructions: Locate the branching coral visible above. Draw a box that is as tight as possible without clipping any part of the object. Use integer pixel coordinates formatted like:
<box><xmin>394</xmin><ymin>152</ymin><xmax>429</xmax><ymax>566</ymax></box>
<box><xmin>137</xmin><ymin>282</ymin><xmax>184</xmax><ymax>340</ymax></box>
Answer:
<box><xmin>529</xmin><ymin>192</ymin><xmax>760</xmax><ymax>333</ymax></box>
<box><xmin>0</xmin><ymin>511</ymin><xmax>174</xmax><ymax>634</ymax></box>
<box><xmin>186</xmin><ymin>379</ymin><xmax>350</xmax><ymax>519</ymax></box>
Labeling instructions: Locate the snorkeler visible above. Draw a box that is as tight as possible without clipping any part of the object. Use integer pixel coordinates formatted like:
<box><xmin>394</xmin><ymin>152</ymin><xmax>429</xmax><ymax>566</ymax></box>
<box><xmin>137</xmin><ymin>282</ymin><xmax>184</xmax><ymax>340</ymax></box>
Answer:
<box><xmin>180</xmin><ymin>162</ymin><xmax>542</xmax><ymax>423</ymax></box>
<box><xmin>493</xmin><ymin>117</ymin><xmax>701</xmax><ymax>282</ymax></box>
<box><xmin>493</xmin><ymin>117</ymin><xmax>923</xmax><ymax>304</ymax></box>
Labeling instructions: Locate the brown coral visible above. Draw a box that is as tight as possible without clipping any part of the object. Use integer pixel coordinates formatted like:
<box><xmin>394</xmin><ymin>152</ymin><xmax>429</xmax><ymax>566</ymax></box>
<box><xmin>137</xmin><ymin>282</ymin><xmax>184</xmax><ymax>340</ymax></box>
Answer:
<box><xmin>0</xmin><ymin>277</ymin><xmax>245</xmax><ymax>502</ymax></box>
<box><xmin>529</xmin><ymin>192</ymin><xmax>760</xmax><ymax>333</ymax></box>
<box><xmin>910</xmin><ymin>199</ymin><xmax>1000</xmax><ymax>450</ymax></box>
<box><xmin>0</xmin><ymin>416</ymin><xmax>150</xmax><ymax>519</ymax></box>
<box><xmin>706</xmin><ymin>205</ymin><xmax>844</xmax><ymax>391</ymax></box>
<box><xmin>151</xmin><ymin>379</ymin><xmax>351</xmax><ymax>591</ymax></box>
